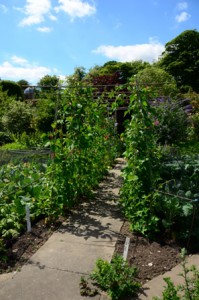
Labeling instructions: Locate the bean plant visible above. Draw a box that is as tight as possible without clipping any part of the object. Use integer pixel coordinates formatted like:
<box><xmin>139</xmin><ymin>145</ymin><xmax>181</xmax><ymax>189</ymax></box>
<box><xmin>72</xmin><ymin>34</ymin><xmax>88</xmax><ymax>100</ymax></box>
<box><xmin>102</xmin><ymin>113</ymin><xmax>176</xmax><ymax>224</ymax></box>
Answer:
<box><xmin>47</xmin><ymin>83</ymin><xmax>119</xmax><ymax>215</ymax></box>
<box><xmin>120</xmin><ymin>86</ymin><xmax>161</xmax><ymax>236</ymax></box>
<box><xmin>0</xmin><ymin>83</ymin><xmax>119</xmax><ymax>253</ymax></box>
<box><xmin>120</xmin><ymin>83</ymin><xmax>199</xmax><ymax>245</ymax></box>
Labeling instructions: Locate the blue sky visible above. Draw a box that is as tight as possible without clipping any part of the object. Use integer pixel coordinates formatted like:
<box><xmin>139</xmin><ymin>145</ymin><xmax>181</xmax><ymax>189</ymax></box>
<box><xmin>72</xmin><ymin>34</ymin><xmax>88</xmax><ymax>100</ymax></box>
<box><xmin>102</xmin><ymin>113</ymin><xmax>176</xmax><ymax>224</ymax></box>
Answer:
<box><xmin>0</xmin><ymin>0</ymin><xmax>198</xmax><ymax>84</ymax></box>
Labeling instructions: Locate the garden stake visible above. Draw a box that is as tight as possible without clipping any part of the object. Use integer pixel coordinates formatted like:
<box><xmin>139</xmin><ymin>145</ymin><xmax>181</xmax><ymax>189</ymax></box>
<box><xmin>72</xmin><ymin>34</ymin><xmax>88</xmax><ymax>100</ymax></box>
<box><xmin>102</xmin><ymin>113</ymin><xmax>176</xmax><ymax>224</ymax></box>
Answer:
<box><xmin>26</xmin><ymin>204</ymin><xmax>31</xmax><ymax>233</ymax></box>
<box><xmin>123</xmin><ymin>237</ymin><xmax>130</xmax><ymax>261</ymax></box>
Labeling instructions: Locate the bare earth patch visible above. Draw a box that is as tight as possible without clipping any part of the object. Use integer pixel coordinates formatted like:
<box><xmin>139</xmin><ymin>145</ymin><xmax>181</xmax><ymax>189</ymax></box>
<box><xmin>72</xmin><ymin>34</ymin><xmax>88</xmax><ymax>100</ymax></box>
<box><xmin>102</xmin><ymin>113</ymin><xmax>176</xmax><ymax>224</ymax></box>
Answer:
<box><xmin>114</xmin><ymin>221</ymin><xmax>182</xmax><ymax>284</ymax></box>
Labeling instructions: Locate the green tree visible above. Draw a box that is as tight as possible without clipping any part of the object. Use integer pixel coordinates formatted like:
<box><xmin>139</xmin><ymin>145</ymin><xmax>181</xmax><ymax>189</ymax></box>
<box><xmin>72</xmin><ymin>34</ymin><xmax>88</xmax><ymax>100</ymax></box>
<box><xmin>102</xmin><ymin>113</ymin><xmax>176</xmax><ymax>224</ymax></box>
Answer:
<box><xmin>159</xmin><ymin>29</ymin><xmax>199</xmax><ymax>92</ymax></box>
<box><xmin>136</xmin><ymin>66</ymin><xmax>178</xmax><ymax>96</ymax></box>
<box><xmin>66</xmin><ymin>66</ymin><xmax>86</xmax><ymax>86</ymax></box>
<box><xmin>38</xmin><ymin>75</ymin><xmax>59</xmax><ymax>91</ymax></box>
<box><xmin>88</xmin><ymin>60</ymin><xmax>149</xmax><ymax>84</ymax></box>
<box><xmin>17</xmin><ymin>79</ymin><xmax>30</xmax><ymax>91</ymax></box>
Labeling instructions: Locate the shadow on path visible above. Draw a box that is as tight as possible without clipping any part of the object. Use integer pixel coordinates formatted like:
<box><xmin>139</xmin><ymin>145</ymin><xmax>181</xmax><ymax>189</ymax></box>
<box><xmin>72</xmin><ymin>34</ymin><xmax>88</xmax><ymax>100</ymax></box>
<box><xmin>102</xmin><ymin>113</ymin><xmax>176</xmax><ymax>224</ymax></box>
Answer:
<box><xmin>58</xmin><ymin>159</ymin><xmax>125</xmax><ymax>241</ymax></box>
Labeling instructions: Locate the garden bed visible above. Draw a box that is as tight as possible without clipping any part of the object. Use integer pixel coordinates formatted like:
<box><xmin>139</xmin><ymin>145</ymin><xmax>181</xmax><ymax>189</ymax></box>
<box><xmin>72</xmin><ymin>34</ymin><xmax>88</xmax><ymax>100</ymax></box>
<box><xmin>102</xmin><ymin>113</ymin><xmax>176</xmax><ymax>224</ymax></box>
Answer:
<box><xmin>0</xmin><ymin>218</ymin><xmax>62</xmax><ymax>274</ymax></box>
<box><xmin>0</xmin><ymin>217</ymin><xmax>182</xmax><ymax>285</ymax></box>
<box><xmin>114</xmin><ymin>221</ymin><xmax>182</xmax><ymax>284</ymax></box>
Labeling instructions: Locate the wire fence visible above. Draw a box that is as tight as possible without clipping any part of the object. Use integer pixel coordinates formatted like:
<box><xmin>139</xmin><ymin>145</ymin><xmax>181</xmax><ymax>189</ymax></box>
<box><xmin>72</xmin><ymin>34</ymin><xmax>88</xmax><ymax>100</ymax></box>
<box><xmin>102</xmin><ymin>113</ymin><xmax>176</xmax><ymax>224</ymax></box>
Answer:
<box><xmin>0</xmin><ymin>149</ymin><xmax>52</xmax><ymax>166</ymax></box>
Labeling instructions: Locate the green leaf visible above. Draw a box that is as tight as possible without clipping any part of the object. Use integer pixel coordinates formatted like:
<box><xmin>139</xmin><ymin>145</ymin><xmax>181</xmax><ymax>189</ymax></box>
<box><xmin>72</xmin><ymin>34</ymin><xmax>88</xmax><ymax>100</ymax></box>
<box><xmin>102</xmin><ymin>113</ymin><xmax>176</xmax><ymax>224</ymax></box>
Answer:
<box><xmin>185</xmin><ymin>191</ymin><xmax>192</xmax><ymax>198</ymax></box>
<box><xmin>127</xmin><ymin>174</ymin><xmax>138</xmax><ymax>182</ymax></box>
<box><xmin>182</xmin><ymin>203</ymin><xmax>193</xmax><ymax>217</ymax></box>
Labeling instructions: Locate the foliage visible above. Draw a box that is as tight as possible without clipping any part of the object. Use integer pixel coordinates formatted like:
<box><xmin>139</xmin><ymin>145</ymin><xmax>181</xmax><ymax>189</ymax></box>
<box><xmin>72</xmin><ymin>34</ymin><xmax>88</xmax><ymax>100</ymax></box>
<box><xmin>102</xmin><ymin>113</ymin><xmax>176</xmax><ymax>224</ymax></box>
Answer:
<box><xmin>0</xmin><ymin>87</ymin><xmax>13</xmax><ymax>130</ymax></box>
<box><xmin>120</xmin><ymin>86</ymin><xmax>161</xmax><ymax>236</ymax></box>
<box><xmin>67</xmin><ymin>66</ymin><xmax>86</xmax><ymax>86</ymax></box>
<box><xmin>155</xmin><ymin>154</ymin><xmax>199</xmax><ymax>244</ymax></box>
<box><xmin>37</xmin><ymin>75</ymin><xmax>59</xmax><ymax>92</ymax></box>
<box><xmin>136</xmin><ymin>66</ymin><xmax>178</xmax><ymax>97</ymax></box>
<box><xmin>159</xmin><ymin>29</ymin><xmax>199</xmax><ymax>93</ymax></box>
<box><xmin>183</xmin><ymin>92</ymin><xmax>199</xmax><ymax>113</ymax></box>
<box><xmin>0</xmin><ymin>132</ymin><xmax>12</xmax><ymax>146</ymax></box>
<box><xmin>2</xmin><ymin>101</ymin><xmax>33</xmax><ymax>134</ymax></box>
<box><xmin>120</xmin><ymin>81</ymin><xmax>198</xmax><ymax>243</ymax></box>
<box><xmin>0</xmin><ymin>141</ymin><xmax>26</xmax><ymax>150</ymax></box>
<box><xmin>153</xmin><ymin>249</ymin><xmax>199</xmax><ymax>300</ymax></box>
<box><xmin>90</xmin><ymin>255</ymin><xmax>140</xmax><ymax>300</ymax></box>
<box><xmin>0</xmin><ymin>80</ymin><xmax>23</xmax><ymax>100</ymax></box>
<box><xmin>88</xmin><ymin>60</ymin><xmax>149</xmax><ymax>84</ymax></box>
<box><xmin>47</xmin><ymin>82</ymin><xmax>119</xmax><ymax>214</ymax></box>
<box><xmin>0</xmin><ymin>132</ymin><xmax>47</xmax><ymax>149</ymax></box>
<box><xmin>153</xmin><ymin>98</ymin><xmax>188</xmax><ymax>144</ymax></box>
<box><xmin>0</xmin><ymin>161</ymin><xmax>50</xmax><ymax>239</ymax></box>
<box><xmin>17</xmin><ymin>79</ymin><xmax>30</xmax><ymax>91</ymax></box>
<box><xmin>86</xmin><ymin>60</ymin><xmax>150</xmax><ymax>99</ymax></box>
<box><xmin>35</xmin><ymin>97</ymin><xmax>56</xmax><ymax>132</ymax></box>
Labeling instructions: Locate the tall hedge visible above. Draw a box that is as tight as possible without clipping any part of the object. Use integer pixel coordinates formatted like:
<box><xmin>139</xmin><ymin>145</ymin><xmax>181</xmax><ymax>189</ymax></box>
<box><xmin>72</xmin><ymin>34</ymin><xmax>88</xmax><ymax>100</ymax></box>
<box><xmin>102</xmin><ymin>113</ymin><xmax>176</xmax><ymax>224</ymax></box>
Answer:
<box><xmin>0</xmin><ymin>80</ymin><xmax>23</xmax><ymax>100</ymax></box>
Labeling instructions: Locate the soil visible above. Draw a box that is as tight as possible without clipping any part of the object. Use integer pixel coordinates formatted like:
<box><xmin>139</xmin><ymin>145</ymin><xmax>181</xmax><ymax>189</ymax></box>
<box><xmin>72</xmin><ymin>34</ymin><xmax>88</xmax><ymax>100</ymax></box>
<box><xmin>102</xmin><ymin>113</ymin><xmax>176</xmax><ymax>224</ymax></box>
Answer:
<box><xmin>114</xmin><ymin>221</ymin><xmax>182</xmax><ymax>285</ymax></box>
<box><xmin>0</xmin><ymin>218</ymin><xmax>63</xmax><ymax>274</ymax></box>
<box><xmin>0</xmin><ymin>217</ymin><xmax>182</xmax><ymax>285</ymax></box>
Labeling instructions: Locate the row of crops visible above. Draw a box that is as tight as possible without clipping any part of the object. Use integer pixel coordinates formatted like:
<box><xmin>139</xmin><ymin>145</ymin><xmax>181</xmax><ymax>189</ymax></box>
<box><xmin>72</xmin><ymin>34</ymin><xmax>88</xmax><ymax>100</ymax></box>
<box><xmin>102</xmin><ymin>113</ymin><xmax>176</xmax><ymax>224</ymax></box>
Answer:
<box><xmin>0</xmin><ymin>85</ymin><xmax>120</xmax><ymax>252</ymax></box>
<box><xmin>120</xmin><ymin>87</ymin><xmax>199</xmax><ymax>250</ymax></box>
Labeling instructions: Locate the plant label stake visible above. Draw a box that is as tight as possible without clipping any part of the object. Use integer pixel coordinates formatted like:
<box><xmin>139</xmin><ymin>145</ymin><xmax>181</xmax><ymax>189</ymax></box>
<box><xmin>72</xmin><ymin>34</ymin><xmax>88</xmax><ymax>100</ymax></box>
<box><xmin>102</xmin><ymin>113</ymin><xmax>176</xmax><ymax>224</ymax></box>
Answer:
<box><xmin>26</xmin><ymin>204</ymin><xmax>31</xmax><ymax>232</ymax></box>
<box><xmin>123</xmin><ymin>237</ymin><xmax>130</xmax><ymax>261</ymax></box>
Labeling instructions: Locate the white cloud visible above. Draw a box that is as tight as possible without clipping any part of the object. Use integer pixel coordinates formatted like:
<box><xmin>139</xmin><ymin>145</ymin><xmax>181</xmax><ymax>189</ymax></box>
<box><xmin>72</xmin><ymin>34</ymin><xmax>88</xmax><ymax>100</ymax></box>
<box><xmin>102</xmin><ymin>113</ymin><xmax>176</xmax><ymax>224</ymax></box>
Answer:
<box><xmin>11</xmin><ymin>55</ymin><xmax>29</xmax><ymax>66</ymax></box>
<box><xmin>37</xmin><ymin>26</ymin><xmax>52</xmax><ymax>32</ymax></box>
<box><xmin>19</xmin><ymin>0</ymin><xmax>51</xmax><ymax>26</ymax></box>
<box><xmin>54</xmin><ymin>0</ymin><xmax>96</xmax><ymax>19</ymax></box>
<box><xmin>175</xmin><ymin>11</ymin><xmax>191</xmax><ymax>22</ymax></box>
<box><xmin>49</xmin><ymin>14</ymin><xmax>57</xmax><ymax>21</ymax></box>
<box><xmin>177</xmin><ymin>1</ymin><xmax>188</xmax><ymax>10</ymax></box>
<box><xmin>93</xmin><ymin>39</ymin><xmax>165</xmax><ymax>63</ymax></box>
<box><xmin>0</xmin><ymin>4</ymin><xmax>8</xmax><ymax>13</ymax></box>
<box><xmin>0</xmin><ymin>56</ymin><xmax>52</xmax><ymax>84</ymax></box>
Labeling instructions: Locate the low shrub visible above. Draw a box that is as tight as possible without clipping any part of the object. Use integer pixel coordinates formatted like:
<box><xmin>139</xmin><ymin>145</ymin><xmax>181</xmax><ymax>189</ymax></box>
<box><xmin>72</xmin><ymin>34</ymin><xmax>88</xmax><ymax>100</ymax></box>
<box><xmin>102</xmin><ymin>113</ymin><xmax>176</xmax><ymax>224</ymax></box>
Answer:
<box><xmin>2</xmin><ymin>101</ymin><xmax>33</xmax><ymax>134</ymax></box>
<box><xmin>89</xmin><ymin>255</ymin><xmax>140</xmax><ymax>300</ymax></box>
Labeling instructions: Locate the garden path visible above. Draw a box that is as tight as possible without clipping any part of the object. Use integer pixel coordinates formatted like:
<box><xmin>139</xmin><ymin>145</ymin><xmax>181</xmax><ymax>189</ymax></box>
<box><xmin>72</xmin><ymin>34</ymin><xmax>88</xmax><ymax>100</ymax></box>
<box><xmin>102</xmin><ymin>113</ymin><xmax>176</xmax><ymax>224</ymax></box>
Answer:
<box><xmin>0</xmin><ymin>158</ymin><xmax>124</xmax><ymax>300</ymax></box>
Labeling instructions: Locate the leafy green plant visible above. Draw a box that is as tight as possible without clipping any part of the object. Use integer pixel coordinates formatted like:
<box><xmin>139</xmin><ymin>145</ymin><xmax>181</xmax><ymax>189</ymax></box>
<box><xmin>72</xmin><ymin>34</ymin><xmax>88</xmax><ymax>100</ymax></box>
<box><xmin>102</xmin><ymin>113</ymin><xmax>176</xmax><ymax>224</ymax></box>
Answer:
<box><xmin>2</xmin><ymin>101</ymin><xmax>33</xmax><ymax>134</ymax></box>
<box><xmin>35</xmin><ymin>97</ymin><xmax>56</xmax><ymax>133</ymax></box>
<box><xmin>120</xmin><ymin>85</ymin><xmax>161</xmax><ymax>236</ymax></box>
<box><xmin>155</xmin><ymin>155</ymin><xmax>199</xmax><ymax>243</ymax></box>
<box><xmin>0</xmin><ymin>161</ymin><xmax>50</xmax><ymax>238</ymax></box>
<box><xmin>47</xmin><ymin>82</ymin><xmax>119</xmax><ymax>213</ymax></box>
<box><xmin>90</xmin><ymin>255</ymin><xmax>140</xmax><ymax>300</ymax></box>
<box><xmin>153</xmin><ymin>99</ymin><xmax>188</xmax><ymax>145</ymax></box>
